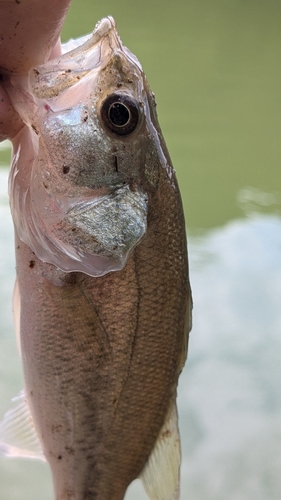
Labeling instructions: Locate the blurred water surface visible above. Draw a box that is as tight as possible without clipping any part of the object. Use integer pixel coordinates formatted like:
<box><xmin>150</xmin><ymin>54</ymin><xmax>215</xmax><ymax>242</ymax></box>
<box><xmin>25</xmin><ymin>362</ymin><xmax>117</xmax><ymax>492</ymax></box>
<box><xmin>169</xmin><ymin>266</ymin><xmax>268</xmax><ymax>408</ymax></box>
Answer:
<box><xmin>1</xmin><ymin>1</ymin><xmax>281</xmax><ymax>499</ymax></box>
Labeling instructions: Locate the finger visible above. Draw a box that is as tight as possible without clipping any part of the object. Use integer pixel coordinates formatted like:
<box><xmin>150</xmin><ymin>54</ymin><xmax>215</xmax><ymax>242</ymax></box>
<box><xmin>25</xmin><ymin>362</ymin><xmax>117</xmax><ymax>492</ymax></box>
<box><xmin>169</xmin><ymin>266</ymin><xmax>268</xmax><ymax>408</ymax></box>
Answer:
<box><xmin>49</xmin><ymin>37</ymin><xmax>63</xmax><ymax>60</ymax></box>
<box><xmin>0</xmin><ymin>0</ymin><xmax>72</xmax><ymax>74</ymax></box>
<box><xmin>0</xmin><ymin>82</ymin><xmax>23</xmax><ymax>142</ymax></box>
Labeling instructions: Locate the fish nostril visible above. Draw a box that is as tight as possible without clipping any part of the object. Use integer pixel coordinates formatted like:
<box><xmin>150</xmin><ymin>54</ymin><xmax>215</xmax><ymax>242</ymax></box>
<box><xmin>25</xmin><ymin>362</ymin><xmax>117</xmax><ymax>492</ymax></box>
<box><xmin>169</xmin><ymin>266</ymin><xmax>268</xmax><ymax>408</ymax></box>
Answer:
<box><xmin>63</xmin><ymin>166</ymin><xmax>70</xmax><ymax>174</ymax></box>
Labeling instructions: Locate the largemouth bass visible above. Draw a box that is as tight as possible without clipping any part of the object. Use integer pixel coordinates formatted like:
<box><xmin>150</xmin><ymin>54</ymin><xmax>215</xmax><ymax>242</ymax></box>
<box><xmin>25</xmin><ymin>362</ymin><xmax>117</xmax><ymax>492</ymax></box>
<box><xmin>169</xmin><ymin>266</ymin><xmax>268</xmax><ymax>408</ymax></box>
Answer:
<box><xmin>0</xmin><ymin>17</ymin><xmax>192</xmax><ymax>500</ymax></box>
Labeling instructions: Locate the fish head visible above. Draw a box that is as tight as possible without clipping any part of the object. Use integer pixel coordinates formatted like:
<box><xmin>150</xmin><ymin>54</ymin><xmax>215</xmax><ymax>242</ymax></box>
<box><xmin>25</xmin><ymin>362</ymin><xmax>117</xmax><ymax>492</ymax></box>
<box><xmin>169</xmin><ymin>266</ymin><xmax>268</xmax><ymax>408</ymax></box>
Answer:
<box><xmin>9</xmin><ymin>17</ymin><xmax>166</xmax><ymax>277</ymax></box>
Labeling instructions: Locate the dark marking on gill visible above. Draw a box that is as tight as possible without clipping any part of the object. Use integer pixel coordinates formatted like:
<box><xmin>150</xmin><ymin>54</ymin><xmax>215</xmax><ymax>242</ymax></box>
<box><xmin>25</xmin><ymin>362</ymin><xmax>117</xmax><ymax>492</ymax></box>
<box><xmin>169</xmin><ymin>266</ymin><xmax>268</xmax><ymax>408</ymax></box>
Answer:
<box><xmin>114</xmin><ymin>155</ymin><xmax>118</xmax><ymax>173</ymax></box>
<box><xmin>64</xmin><ymin>273</ymin><xmax>77</xmax><ymax>285</ymax></box>
<box><xmin>29</xmin><ymin>260</ymin><xmax>35</xmax><ymax>269</ymax></box>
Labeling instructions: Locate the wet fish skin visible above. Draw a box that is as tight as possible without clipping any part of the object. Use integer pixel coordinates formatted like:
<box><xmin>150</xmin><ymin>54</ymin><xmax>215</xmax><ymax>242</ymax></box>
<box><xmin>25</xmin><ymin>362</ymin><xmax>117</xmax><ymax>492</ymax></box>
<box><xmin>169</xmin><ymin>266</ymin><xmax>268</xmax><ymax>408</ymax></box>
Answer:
<box><xmin>16</xmin><ymin>207</ymin><xmax>188</xmax><ymax>500</ymax></box>
<box><xmin>6</xmin><ymin>17</ymin><xmax>191</xmax><ymax>500</ymax></box>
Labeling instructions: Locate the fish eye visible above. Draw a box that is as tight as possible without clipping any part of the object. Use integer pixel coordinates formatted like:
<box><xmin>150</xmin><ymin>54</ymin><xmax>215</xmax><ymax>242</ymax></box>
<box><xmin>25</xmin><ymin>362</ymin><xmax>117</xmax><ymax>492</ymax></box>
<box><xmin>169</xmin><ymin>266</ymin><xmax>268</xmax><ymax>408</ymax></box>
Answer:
<box><xmin>100</xmin><ymin>93</ymin><xmax>139</xmax><ymax>136</ymax></box>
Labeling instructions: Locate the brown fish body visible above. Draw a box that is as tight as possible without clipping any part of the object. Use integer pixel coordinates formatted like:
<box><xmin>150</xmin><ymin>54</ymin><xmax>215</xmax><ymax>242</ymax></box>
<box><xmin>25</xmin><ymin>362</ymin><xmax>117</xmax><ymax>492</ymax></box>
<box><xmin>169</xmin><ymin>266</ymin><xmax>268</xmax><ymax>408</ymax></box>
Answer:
<box><xmin>3</xmin><ymin>17</ymin><xmax>191</xmax><ymax>500</ymax></box>
<box><xmin>16</xmin><ymin>176</ymin><xmax>188</xmax><ymax>499</ymax></box>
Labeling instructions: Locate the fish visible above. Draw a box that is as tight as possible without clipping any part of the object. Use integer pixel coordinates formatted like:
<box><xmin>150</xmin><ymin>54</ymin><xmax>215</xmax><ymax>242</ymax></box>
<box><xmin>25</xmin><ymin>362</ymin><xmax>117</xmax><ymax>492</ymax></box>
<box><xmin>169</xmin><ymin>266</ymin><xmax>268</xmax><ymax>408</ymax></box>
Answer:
<box><xmin>0</xmin><ymin>17</ymin><xmax>192</xmax><ymax>500</ymax></box>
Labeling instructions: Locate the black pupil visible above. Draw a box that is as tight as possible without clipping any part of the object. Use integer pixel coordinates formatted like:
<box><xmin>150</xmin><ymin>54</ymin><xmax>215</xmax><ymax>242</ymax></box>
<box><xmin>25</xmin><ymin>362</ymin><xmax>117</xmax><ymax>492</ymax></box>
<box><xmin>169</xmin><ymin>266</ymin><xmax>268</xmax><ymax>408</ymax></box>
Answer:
<box><xmin>109</xmin><ymin>103</ymin><xmax>130</xmax><ymax>127</ymax></box>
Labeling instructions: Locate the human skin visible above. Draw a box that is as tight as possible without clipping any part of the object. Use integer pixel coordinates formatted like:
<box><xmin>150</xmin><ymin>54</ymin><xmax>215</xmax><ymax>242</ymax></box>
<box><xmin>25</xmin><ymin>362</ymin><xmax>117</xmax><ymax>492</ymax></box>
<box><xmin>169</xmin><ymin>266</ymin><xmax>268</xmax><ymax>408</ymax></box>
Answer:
<box><xmin>0</xmin><ymin>0</ymin><xmax>72</xmax><ymax>141</ymax></box>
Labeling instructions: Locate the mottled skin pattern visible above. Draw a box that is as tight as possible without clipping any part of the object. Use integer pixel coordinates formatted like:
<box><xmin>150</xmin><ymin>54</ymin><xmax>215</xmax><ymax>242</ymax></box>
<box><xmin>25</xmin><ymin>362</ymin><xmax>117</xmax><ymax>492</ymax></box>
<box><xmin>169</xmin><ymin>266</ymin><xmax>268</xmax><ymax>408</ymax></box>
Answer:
<box><xmin>11</xmin><ymin>19</ymin><xmax>192</xmax><ymax>500</ymax></box>
<box><xmin>16</xmin><ymin>165</ymin><xmax>190</xmax><ymax>500</ymax></box>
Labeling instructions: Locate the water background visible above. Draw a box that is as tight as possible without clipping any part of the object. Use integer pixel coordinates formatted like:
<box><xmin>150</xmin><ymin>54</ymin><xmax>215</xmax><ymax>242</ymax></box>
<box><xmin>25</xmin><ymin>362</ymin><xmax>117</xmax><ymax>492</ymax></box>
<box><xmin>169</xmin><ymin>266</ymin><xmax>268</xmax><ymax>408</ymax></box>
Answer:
<box><xmin>1</xmin><ymin>1</ymin><xmax>281</xmax><ymax>499</ymax></box>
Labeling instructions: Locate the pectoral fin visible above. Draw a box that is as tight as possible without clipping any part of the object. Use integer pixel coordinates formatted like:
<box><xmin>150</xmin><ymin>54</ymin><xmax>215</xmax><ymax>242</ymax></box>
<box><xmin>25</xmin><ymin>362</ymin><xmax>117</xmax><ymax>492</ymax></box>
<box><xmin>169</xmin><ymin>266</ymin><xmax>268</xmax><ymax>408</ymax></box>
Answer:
<box><xmin>0</xmin><ymin>391</ymin><xmax>45</xmax><ymax>461</ymax></box>
<box><xmin>140</xmin><ymin>400</ymin><xmax>181</xmax><ymax>500</ymax></box>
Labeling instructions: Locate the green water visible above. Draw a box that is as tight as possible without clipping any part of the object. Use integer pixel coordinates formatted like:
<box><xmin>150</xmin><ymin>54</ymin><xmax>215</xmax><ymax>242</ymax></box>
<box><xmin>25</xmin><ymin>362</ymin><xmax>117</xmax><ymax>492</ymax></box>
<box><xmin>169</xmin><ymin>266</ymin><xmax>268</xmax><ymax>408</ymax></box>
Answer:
<box><xmin>1</xmin><ymin>0</ymin><xmax>281</xmax><ymax>228</ymax></box>
<box><xmin>1</xmin><ymin>1</ymin><xmax>281</xmax><ymax>499</ymax></box>
<box><xmin>62</xmin><ymin>0</ymin><xmax>281</xmax><ymax>229</ymax></box>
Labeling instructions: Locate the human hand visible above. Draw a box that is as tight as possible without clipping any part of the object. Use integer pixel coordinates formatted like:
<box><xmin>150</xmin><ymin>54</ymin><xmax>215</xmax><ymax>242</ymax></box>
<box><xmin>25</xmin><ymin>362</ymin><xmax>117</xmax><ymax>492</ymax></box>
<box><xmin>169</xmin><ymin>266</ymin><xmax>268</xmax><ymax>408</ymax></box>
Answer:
<box><xmin>0</xmin><ymin>0</ymin><xmax>72</xmax><ymax>141</ymax></box>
